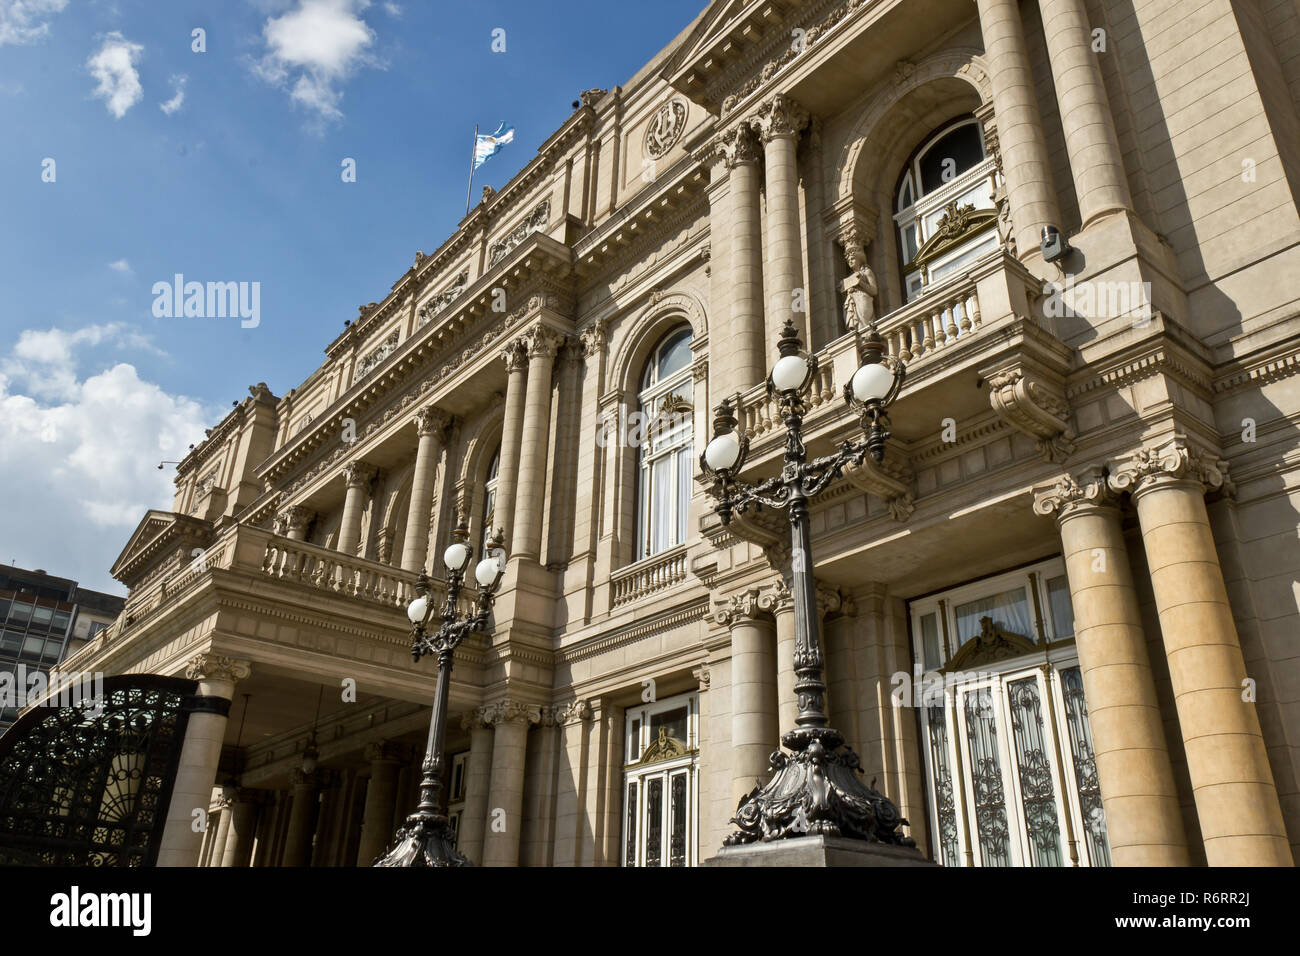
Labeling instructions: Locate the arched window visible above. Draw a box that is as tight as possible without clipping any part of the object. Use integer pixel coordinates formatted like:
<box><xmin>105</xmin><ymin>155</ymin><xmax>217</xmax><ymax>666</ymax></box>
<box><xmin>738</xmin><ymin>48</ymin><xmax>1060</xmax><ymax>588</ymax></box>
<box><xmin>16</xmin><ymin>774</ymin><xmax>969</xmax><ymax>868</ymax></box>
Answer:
<box><xmin>895</xmin><ymin>116</ymin><xmax>1000</xmax><ymax>300</ymax></box>
<box><xmin>481</xmin><ymin>448</ymin><xmax>500</xmax><ymax>548</ymax></box>
<box><xmin>636</xmin><ymin>328</ymin><xmax>694</xmax><ymax>560</ymax></box>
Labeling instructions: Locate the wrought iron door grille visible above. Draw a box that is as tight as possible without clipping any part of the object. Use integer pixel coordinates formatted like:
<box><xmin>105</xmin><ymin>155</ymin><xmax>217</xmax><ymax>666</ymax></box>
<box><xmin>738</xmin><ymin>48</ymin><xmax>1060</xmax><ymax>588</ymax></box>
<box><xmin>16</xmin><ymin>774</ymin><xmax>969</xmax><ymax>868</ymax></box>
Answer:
<box><xmin>0</xmin><ymin>676</ymin><xmax>196</xmax><ymax>866</ymax></box>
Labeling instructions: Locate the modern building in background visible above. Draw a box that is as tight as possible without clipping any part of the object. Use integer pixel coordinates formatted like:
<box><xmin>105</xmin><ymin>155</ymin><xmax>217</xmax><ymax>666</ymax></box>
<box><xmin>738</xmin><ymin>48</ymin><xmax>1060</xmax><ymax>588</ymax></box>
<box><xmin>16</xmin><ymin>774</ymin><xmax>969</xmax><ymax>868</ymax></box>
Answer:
<box><xmin>46</xmin><ymin>0</ymin><xmax>1300</xmax><ymax>867</ymax></box>
<box><xmin>0</xmin><ymin>565</ymin><xmax>123</xmax><ymax>732</ymax></box>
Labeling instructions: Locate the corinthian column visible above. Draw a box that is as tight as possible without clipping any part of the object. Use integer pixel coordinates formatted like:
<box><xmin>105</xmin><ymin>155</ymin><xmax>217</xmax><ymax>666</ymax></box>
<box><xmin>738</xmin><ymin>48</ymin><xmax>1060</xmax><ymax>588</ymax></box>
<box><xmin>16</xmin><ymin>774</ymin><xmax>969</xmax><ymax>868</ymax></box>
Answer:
<box><xmin>156</xmin><ymin>653</ymin><xmax>251</xmax><ymax>866</ymax></box>
<box><xmin>975</xmin><ymin>0</ymin><xmax>1062</xmax><ymax>254</ymax></box>
<box><xmin>1037</xmin><ymin>0</ymin><xmax>1132</xmax><ymax>227</ymax></box>
<box><xmin>337</xmin><ymin>460</ymin><xmax>376</xmax><ymax>556</ymax></box>
<box><xmin>759</xmin><ymin>579</ymin><xmax>797</xmax><ymax>736</ymax></box>
<box><xmin>1033</xmin><ymin>468</ymin><xmax>1188</xmax><ymax>865</ymax></box>
<box><xmin>722</xmin><ymin>123</ymin><xmax>766</xmax><ymax>391</ymax></box>
<box><xmin>400</xmin><ymin>406</ymin><xmax>449</xmax><ymax>572</ymax></box>
<box><xmin>457</xmin><ymin>708</ymin><xmax>494</xmax><ymax>864</ymax></box>
<box><xmin>1109</xmin><ymin>440</ymin><xmax>1293</xmax><ymax>866</ymax></box>
<box><xmin>276</xmin><ymin>505</ymin><xmax>313</xmax><ymax>541</ymax></box>
<box><xmin>495</xmin><ymin>339</ymin><xmax>529</xmax><ymax>543</ymax></box>
<box><xmin>717</xmin><ymin>589</ymin><xmax>778</xmax><ymax>809</ymax></box>
<box><xmin>480</xmin><ymin>699</ymin><xmax>541</xmax><ymax>867</ymax></box>
<box><xmin>512</xmin><ymin>326</ymin><xmax>563</xmax><ymax>560</ymax></box>
<box><xmin>753</xmin><ymin>94</ymin><xmax>810</xmax><ymax>350</ymax></box>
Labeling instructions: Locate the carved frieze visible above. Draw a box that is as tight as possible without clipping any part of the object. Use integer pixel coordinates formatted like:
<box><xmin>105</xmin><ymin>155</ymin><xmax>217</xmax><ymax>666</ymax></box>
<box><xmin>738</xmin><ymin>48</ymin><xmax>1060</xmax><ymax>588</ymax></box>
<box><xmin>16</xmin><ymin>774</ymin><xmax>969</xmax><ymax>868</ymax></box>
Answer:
<box><xmin>416</xmin><ymin>272</ymin><xmax>468</xmax><ymax>328</ymax></box>
<box><xmin>488</xmin><ymin>199</ymin><xmax>550</xmax><ymax>267</ymax></box>
<box><xmin>356</xmin><ymin>330</ymin><xmax>400</xmax><ymax>381</ymax></box>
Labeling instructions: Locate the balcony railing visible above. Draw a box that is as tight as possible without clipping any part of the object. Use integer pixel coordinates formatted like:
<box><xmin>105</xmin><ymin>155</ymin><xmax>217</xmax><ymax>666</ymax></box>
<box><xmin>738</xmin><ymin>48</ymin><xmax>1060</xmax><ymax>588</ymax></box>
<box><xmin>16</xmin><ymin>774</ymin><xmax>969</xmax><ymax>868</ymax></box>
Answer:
<box><xmin>609</xmin><ymin>544</ymin><xmax>690</xmax><ymax>608</ymax></box>
<box><xmin>879</xmin><ymin>274</ymin><xmax>982</xmax><ymax>362</ymax></box>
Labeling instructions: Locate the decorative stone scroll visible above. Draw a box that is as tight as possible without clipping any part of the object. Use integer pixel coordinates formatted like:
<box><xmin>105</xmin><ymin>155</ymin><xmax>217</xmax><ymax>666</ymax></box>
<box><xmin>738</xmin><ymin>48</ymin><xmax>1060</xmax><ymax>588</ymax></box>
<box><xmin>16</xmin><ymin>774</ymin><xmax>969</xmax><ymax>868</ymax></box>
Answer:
<box><xmin>1031</xmin><ymin>465</ymin><xmax>1113</xmax><ymax>519</ymax></box>
<box><xmin>184</xmin><ymin>653</ymin><xmax>252</xmax><ymax>684</ymax></box>
<box><xmin>481</xmin><ymin>698</ymin><xmax>542</xmax><ymax>727</ymax></box>
<box><xmin>750</xmin><ymin>93</ymin><xmax>809</xmax><ymax>143</ymax></box>
<box><xmin>985</xmin><ymin>366</ymin><xmax>1075</xmax><ymax>463</ymax></box>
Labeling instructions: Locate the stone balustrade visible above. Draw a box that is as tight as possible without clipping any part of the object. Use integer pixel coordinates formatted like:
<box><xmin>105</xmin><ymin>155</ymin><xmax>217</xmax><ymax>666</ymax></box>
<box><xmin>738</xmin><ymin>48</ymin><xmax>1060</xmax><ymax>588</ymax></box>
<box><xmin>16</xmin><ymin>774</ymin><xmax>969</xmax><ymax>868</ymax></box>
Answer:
<box><xmin>261</xmin><ymin>535</ymin><xmax>419</xmax><ymax>608</ymax></box>
<box><xmin>609</xmin><ymin>544</ymin><xmax>690</xmax><ymax>608</ymax></box>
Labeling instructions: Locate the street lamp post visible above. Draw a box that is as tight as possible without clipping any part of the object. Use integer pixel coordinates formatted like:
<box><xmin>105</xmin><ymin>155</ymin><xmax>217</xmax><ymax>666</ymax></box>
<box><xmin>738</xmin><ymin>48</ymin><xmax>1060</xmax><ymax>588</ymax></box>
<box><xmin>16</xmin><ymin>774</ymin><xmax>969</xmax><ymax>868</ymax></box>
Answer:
<box><xmin>374</xmin><ymin>520</ymin><xmax>508</xmax><ymax>867</ymax></box>
<box><xmin>700</xmin><ymin>317</ymin><xmax>915</xmax><ymax>847</ymax></box>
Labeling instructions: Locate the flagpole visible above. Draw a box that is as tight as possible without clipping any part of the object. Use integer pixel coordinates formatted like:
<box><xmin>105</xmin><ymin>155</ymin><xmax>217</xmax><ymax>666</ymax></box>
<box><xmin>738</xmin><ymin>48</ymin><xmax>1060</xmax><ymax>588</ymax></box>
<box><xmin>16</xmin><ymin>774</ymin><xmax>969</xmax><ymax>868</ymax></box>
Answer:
<box><xmin>465</xmin><ymin>123</ymin><xmax>478</xmax><ymax>217</ymax></box>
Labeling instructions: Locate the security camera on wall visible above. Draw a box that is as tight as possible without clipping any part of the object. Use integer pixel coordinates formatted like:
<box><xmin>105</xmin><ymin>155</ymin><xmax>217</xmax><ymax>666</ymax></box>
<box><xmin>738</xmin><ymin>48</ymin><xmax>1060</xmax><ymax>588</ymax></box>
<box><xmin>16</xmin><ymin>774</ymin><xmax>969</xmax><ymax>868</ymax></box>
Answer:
<box><xmin>1041</xmin><ymin>225</ymin><xmax>1072</xmax><ymax>264</ymax></box>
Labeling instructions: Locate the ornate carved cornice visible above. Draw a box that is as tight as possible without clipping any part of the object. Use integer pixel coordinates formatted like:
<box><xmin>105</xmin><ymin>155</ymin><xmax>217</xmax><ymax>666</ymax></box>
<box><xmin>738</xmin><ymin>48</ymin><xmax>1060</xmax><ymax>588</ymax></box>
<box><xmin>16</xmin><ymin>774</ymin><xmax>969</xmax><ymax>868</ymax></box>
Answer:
<box><xmin>1108</xmin><ymin>438</ymin><xmax>1229</xmax><ymax>498</ymax></box>
<box><xmin>413</xmin><ymin>405</ymin><xmax>450</xmax><ymax>437</ymax></box>
<box><xmin>1031</xmin><ymin>465</ymin><xmax>1115</xmax><ymax>519</ymax></box>
<box><xmin>985</xmin><ymin>367</ymin><xmax>1075</xmax><ymax>463</ymax></box>
<box><xmin>184</xmin><ymin>652</ymin><xmax>252</xmax><ymax>684</ymax></box>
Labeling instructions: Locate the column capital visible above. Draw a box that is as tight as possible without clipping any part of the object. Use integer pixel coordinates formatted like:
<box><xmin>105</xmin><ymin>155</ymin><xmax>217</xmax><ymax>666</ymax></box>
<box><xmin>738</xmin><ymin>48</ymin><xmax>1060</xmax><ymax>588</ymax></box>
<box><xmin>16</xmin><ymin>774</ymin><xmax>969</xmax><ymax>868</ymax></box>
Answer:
<box><xmin>579</xmin><ymin>318</ymin><xmax>607</xmax><ymax>357</ymax></box>
<box><xmin>718</xmin><ymin>121</ymin><xmax>762</xmax><ymax>167</ymax></box>
<box><xmin>460</xmin><ymin>706</ymin><xmax>493</xmax><ymax>731</ymax></box>
<box><xmin>413</xmin><ymin>404</ymin><xmax>450</xmax><ymax>437</ymax></box>
<box><xmin>183</xmin><ymin>652</ymin><xmax>251</xmax><ymax>684</ymax></box>
<box><xmin>274</xmin><ymin>504</ymin><xmax>314</xmax><ymax>536</ymax></box>
<box><xmin>500</xmin><ymin>336</ymin><xmax>529</xmax><ymax>373</ymax></box>
<box><xmin>342</xmin><ymin>459</ymin><xmax>377</xmax><ymax>488</ymax></box>
<box><xmin>525</xmin><ymin>325</ymin><xmax>564</xmax><ymax>360</ymax></box>
<box><xmin>693</xmin><ymin>665</ymin><xmax>712</xmax><ymax>692</ymax></box>
<box><xmin>289</xmin><ymin>768</ymin><xmax>325</xmax><ymax>789</ymax></box>
<box><xmin>751</xmin><ymin>92</ymin><xmax>809</xmax><ymax>143</ymax></box>
<box><xmin>758</xmin><ymin>577</ymin><xmax>794</xmax><ymax>615</ymax></box>
<box><xmin>713</xmin><ymin>586</ymin><xmax>765</xmax><ymax>625</ymax></box>
<box><xmin>542</xmin><ymin>698</ymin><xmax>592</xmax><ymax>726</ymax></box>
<box><xmin>1032</xmin><ymin>465</ymin><xmax>1116</xmax><ymax>519</ymax></box>
<box><xmin>1108</xmin><ymin>439</ymin><xmax>1228</xmax><ymax>498</ymax></box>
<box><xmin>481</xmin><ymin>698</ymin><xmax>542</xmax><ymax>727</ymax></box>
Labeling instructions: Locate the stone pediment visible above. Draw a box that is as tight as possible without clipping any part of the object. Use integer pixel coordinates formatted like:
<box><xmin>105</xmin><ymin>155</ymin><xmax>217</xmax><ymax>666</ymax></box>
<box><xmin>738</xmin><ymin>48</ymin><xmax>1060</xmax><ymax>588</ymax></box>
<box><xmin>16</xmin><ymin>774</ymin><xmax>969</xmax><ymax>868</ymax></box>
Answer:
<box><xmin>663</xmin><ymin>0</ymin><xmax>799</xmax><ymax>110</ymax></box>
<box><xmin>635</xmin><ymin>727</ymin><xmax>694</xmax><ymax>766</ymax></box>
<box><xmin>110</xmin><ymin>510</ymin><xmax>214</xmax><ymax>591</ymax></box>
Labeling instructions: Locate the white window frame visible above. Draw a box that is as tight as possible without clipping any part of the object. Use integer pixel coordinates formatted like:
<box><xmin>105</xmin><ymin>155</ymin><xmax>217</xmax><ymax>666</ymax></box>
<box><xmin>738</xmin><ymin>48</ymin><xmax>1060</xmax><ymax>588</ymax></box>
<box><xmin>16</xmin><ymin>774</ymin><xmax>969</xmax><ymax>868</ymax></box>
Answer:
<box><xmin>621</xmin><ymin>692</ymin><xmax>699</xmax><ymax>867</ymax></box>
<box><xmin>635</xmin><ymin>329</ymin><xmax>694</xmax><ymax>561</ymax></box>
<box><xmin>910</xmin><ymin>559</ymin><xmax>1110</xmax><ymax>868</ymax></box>
<box><xmin>894</xmin><ymin>118</ymin><xmax>1001</xmax><ymax>301</ymax></box>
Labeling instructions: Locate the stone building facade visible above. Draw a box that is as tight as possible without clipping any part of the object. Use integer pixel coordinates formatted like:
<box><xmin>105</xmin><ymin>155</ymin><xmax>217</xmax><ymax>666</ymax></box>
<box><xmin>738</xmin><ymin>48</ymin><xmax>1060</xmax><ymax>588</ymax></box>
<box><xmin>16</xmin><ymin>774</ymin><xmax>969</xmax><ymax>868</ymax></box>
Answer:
<box><xmin>60</xmin><ymin>0</ymin><xmax>1300</xmax><ymax>866</ymax></box>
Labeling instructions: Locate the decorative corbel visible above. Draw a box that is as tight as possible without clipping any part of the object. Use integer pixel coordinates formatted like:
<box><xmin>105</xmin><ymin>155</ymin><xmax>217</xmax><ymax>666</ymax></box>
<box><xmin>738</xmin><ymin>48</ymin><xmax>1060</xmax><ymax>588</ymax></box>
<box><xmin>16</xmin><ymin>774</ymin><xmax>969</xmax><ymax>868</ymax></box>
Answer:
<box><xmin>983</xmin><ymin>362</ymin><xmax>1075</xmax><ymax>463</ymax></box>
<box><xmin>842</xmin><ymin>449</ymin><xmax>915</xmax><ymax>521</ymax></box>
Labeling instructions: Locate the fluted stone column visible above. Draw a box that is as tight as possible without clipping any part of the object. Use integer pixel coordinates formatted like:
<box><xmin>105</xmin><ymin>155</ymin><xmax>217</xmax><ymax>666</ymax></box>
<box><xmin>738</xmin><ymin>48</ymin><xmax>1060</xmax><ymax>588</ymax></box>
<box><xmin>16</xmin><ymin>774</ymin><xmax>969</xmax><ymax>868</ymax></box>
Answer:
<box><xmin>457</xmin><ymin>708</ymin><xmax>494</xmax><ymax>864</ymax></box>
<box><xmin>277</xmin><ymin>505</ymin><xmax>313</xmax><ymax>541</ymax></box>
<box><xmin>337</xmin><ymin>460</ymin><xmax>376</xmax><ymax>556</ymax></box>
<box><xmin>219</xmin><ymin>790</ymin><xmax>259</xmax><ymax>867</ymax></box>
<box><xmin>765</xmin><ymin>583</ymin><xmax>798</xmax><ymax>736</ymax></box>
<box><xmin>400</xmin><ymin>406</ymin><xmax>449</xmax><ymax>572</ymax></box>
<box><xmin>753</xmin><ymin>94</ymin><xmax>811</xmax><ymax>349</ymax></box>
<box><xmin>717</xmin><ymin>589</ymin><xmax>779</xmax><ymax>807</ymax></box>
<box><xmin>157</xmin><ymin>653</ymin><xmax>250</xmax><ymax>866</ymax></box>
<box><xmin>481</xmin><ymin>699</ymin><xmax>541</xmax><ymax>867</ymax></box>
<box><xmin>1110</xmin><ymin>440</ymin><xmax>1293</xmax><ymax>866</ymax></box>
<box><xmin>1037</xmin><ymin>0</ymin><xmax>1132</xmax><ymax>226</ymax></box>
<box><xmin>722</xmin><ymin>122</ymin><xmax>766</xmax><ymax>390</ymax></box>
<box><xmin>1034</xmin><ymin>468</ymin><xmax>1189</xmax><ymax>865</ymax></box>
<box><xmin>355</xmin><ymin>742</ymin><xmax>407</xmax><ymax>865</ymax></box>
<box><xmin>512</xmin><ymin>327</ymin><xmax>563</xmax><ymax>560</ymax></box>
<box><xmin>495</xmin><ymin>339</ymin><xmax>530</xmax><ymax>542</ymax></box>
<box><xmin>282</xmin><ymin>769</ymin><xmax>322</xmax><ymax>867</ymax></box>
<box><xmin>206</xmin><ymin>790</ymin><xmax>233</xmax><ymax>867</ymax></box>
<box><xmin>975</xmin><ymin>0</ymin><xmax>1062</xmax><ymax>254</ymax></box>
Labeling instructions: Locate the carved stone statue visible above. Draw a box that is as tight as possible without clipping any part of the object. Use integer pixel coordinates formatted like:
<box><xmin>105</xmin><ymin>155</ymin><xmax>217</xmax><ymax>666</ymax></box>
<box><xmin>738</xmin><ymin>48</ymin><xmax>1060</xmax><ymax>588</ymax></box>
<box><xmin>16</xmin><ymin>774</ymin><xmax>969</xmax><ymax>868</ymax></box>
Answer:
<box><xmin>840</xmin><ymin>238</ymin><xmax>878</xmax><ymax>331</ymax></box>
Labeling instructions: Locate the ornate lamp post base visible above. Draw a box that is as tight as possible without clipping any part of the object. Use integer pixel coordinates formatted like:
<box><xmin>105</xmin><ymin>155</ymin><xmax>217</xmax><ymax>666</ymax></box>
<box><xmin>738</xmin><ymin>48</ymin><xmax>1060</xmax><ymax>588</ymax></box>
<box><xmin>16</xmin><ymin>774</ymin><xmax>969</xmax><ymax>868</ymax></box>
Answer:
<box><xmin>724</xmin><ymin>726</ymin><xmax>915</xmax><ymax>848</ymax></box>
<box><xmin>374</xmin><ymin>811</ymin><xmax>470</xmax><ymax>867</ymax></box>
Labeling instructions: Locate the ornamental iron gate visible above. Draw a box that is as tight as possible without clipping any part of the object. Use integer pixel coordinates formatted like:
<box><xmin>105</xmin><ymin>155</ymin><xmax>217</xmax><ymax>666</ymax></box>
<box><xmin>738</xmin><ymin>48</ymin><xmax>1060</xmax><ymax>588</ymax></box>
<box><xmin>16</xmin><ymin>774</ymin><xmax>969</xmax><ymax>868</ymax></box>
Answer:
<box><xmin>0</xmin><ymin>675</ymin><xmax>197</xmax><ymax>866</ymax></box>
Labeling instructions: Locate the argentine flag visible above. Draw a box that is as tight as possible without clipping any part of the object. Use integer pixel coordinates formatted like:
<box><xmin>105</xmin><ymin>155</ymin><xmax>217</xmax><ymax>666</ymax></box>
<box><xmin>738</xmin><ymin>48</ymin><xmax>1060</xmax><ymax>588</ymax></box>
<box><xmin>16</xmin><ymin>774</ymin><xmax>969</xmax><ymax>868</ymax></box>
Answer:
<box><xmin>473</xmin><ymin>123</ymin><xmax>515</xmax><ymax>170</ymax></box>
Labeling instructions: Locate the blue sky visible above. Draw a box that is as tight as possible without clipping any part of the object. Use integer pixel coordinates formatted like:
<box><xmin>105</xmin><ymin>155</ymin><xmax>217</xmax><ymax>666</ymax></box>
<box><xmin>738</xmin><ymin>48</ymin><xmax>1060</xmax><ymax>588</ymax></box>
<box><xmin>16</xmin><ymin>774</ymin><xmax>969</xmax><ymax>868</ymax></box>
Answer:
<box><xmin>0</xmin><ymin>0</ymin><xmax>706</xmax><ymax>592</ymax></box>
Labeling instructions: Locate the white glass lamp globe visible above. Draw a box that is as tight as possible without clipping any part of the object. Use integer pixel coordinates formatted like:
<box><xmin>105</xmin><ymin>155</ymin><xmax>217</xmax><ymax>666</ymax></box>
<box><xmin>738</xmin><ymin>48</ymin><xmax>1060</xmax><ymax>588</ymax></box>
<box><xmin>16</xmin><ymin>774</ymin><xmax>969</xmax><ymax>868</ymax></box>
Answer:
<box><xmin>704</xmin><ymin>432</ymin><xmax>741</xmax><ymax>473</ymax></box>
<box><xmin>443</xmin><ymin>542</ymin><xmax>472</xmax><ymax>574</ymax></box>
<box><xmin>851</xmin><ymin>361</ymin><xmax>895</xmax><ymax>403</ymax></box>
<box><xmin>475</xmin><ymin>555</ymin><xmax>503</xmax><ymax>589</ymax></box>
<box><xmin>406</xmin><ymin>595</ymin><xmax>429</xmax><ymax>625</ymax></box>
<box><xmin>771</xmin><ymin>354</ymin><xmax>810</xmax><ymax>393</ymax></box>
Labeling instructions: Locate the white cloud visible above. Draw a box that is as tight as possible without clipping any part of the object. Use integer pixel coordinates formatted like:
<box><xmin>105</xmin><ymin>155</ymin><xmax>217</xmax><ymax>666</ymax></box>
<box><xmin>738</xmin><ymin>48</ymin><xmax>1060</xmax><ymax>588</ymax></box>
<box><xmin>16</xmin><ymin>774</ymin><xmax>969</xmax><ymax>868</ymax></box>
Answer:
<box><xmin>0</xmin><ymin>324</ymin><xmax>212</xmax><ymax>593</ymax></box>
<box><xmin>0</xmin><ymin>0</ymin><xmax>69</xmax><ymax>46</ymax></box>
<box><xmin>251</xmin><ymin>0</ymin><xmax>377</xmax><ymax>123</ymax></box>
<box><xmin>108</xmin><ymin>258</ymin><xmax>132</xmax><ymax>274</ymax></box>
<box><xmin>159</xmin><ymin>73</ymin><xmax>186</xmax><ymax>115</ymax></box>
<box><xmin>382</xmin><ymin>2</ymin><xmax>401</xmax><ymax>17</ymax></box>
<box><xmin>87</xmin><ymin>31</ymin><xmax>143</xmax><ymax>119</ymax></box>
